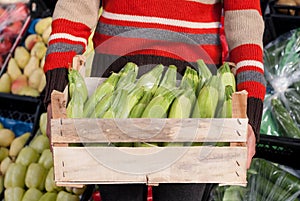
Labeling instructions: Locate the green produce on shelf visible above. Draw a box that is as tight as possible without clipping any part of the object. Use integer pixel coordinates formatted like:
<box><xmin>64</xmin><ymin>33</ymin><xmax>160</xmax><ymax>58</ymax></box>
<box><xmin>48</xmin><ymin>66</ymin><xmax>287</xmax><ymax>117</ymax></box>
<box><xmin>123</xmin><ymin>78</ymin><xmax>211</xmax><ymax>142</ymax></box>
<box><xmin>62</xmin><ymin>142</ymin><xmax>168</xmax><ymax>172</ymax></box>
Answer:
<box><xmin>38</xmin><ymin>149</ymin><xmax>53</xmax><ymax>170</ymax></box>
<box><xmin>22</xmin><ymin>187</ymin><xmax>43</xmax><ymax>201</ymax></box>
<box><xmin>0</xmin><ymin>128</ymin><xmax>15</xmax><ymax>147</ymax></box>
<box><xmin>29</xmin><ymin>134</ymin><xmax>50</xmax><ymax>154</ymax></box>
<box><xmin>260</xmin><ymin>94</ymin><xmax>280</xmax><ymax>136</ymax></box>
<box><xmin>211</xmin><ymin>158</ymin><xmax>300</xmax><ymax>201</ymax></box>
<box><xmin>262</xmin><ymin>28</ymin><xmax>300</xmax><ymax>138</ymax></box>
<box><xmin>251</xmin><ymin>159</ymin><xmax>300</xmax><ymax>194</ymax></box>
<box><xmin>15</xmin><ymin>146</ymin><xmax>40</xmax><ymax>166</ymax></box>
<box><xmin>38</xmin><ymin>192</ymin><xmax>58</xmax><ymax>201</ymax></box>
<box><xmin>284</xmin><ymin>89</ymin><xmax>300</xmax><ymax>125</ymax></box>
<box><xmin>0</xmin><ymin>147</ymin><xmax>9</xmax><ymax>161</ymax></box>
<box><xmin>9</xmin><ymin>132</ymin><xmax>31</xmax><ymax>160</ymax></box>
<box><xmin>1</xmin><ymin>156</ymin><xmax>13</xmax><ymax>175</ymax></box>
<box><xmin>4</xmin><ymin>187</ymin><xmax>25</xmax><ymax>201</ymax></box>
<box><xmin>271</xmin><ymin>98</ymin><xmax>300</xmax><ymax>138</ymax></box>
<box><xmin>56</xmin><ymin>190</ymin><xmax>80</xmax><ymax>201</ymax></box>
<box><xmin>4</xmin><ymin>163</ymin><xmax>26</xmax><ymax>188</ymax></box>
<box><xmin>39</xmin><ymin>113</ymin><xmax>47</xmax><ymax>136</ymax></box>
<box><xmin>0</xmin><ymin>106</ymin><xmax>89</xmax><ymax>200</ymax></box>
<box><xmin>44</xmin><ymin>167</ymin><xmax>63</xmax><ymax>192</ymax></box>
<box><xmin>25</xmin><ymin>163</ymin><xmax>47</xmax><ymax>191</ymax></box>
<box><xmin>0</xmin><ymin>174</ymin><xmax>3</xmax><ymax>195</ymax></box>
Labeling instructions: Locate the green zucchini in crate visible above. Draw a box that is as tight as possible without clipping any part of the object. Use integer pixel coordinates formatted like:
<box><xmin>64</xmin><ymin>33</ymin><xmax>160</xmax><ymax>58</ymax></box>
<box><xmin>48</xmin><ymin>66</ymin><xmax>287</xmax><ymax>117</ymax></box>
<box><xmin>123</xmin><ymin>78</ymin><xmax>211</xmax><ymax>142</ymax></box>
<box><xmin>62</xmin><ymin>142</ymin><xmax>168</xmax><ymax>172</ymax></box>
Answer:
<box><xmin>50</xmin><ymin>56</ymin><xmax>247</xmax><ymax>187</ymax></box>
<box><xmin>84</xmin><ymin>72</ymin><xmax>120</xmax><ymax>118</ymax></box>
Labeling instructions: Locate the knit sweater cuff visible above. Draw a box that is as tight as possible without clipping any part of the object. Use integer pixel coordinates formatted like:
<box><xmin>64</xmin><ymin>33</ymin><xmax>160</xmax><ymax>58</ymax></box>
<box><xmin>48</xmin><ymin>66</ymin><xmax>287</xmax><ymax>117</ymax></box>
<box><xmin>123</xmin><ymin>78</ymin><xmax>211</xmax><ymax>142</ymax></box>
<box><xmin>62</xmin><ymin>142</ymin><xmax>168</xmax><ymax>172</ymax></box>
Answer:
<box><xmin>43</xmin><ymin>68</ymin><xmax>69</xmax><ymax>107</ymax></box>
<box><xmin>247</xmin><ymin>97</ymin><xmax>263</xmax><ymax>142</ymax></box>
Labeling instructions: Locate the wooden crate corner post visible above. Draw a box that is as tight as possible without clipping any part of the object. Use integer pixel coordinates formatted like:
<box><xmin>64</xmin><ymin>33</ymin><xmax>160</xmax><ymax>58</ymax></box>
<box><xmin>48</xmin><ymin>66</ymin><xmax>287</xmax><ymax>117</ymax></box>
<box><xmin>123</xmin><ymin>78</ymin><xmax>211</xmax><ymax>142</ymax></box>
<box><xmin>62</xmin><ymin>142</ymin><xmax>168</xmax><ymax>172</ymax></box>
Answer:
<box><xmin>50</xmin><ymin>55</ymin><xmax>87</xmax><ymax>188</ymax></box>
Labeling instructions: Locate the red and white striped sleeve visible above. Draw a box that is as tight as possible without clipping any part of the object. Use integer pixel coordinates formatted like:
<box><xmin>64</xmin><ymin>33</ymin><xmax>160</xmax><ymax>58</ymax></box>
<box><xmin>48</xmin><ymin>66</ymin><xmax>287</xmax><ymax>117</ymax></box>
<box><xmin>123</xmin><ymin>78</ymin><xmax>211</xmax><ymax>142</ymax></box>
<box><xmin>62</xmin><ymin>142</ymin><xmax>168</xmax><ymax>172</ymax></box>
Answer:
<box><xmin>224</xmin><ymin>0</ymin><xmax>266</xmax><ymax>139</ymax></box>
<box><xmin>43</xmin><ymin>0</ymin><xmax>100</xmax><ymax>106</ymax></box>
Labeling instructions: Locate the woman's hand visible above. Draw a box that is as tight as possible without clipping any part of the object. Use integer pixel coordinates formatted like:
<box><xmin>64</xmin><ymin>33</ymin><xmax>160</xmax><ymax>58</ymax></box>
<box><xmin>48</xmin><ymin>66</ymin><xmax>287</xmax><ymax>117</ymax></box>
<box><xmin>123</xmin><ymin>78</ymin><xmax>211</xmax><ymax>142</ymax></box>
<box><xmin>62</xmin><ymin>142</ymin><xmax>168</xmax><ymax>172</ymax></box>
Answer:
<box><xmin>247</xmin><ymin>124</ymin><xmax>256</xmax><ymax>169</ymax></box>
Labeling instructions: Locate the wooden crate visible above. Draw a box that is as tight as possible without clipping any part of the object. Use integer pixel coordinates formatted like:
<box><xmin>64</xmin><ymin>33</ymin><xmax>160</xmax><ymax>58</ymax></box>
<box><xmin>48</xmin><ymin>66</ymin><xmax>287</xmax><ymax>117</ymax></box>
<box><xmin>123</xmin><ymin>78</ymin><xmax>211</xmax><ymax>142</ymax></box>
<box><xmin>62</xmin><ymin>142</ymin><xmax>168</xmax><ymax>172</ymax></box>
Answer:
<box><xmin>50</xmin><ymin>56</ymin><xmax>249</xmax><ymax>187</ymax></box>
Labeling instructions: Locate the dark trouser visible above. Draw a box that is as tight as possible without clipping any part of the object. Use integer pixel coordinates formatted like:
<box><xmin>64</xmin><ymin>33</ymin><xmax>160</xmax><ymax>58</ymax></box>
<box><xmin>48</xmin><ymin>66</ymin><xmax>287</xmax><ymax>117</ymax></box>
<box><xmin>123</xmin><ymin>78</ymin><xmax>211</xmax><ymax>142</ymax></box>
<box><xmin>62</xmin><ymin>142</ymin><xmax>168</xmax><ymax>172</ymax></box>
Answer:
<box><xmin>98</xmin><ymin>184</ymin><xmax>148</xmax><ymax>201</ymax></box>
<box><xmin>98</xmin><ymin>183</ymin><xmax>210</xmax><ymax>201</ymax></box>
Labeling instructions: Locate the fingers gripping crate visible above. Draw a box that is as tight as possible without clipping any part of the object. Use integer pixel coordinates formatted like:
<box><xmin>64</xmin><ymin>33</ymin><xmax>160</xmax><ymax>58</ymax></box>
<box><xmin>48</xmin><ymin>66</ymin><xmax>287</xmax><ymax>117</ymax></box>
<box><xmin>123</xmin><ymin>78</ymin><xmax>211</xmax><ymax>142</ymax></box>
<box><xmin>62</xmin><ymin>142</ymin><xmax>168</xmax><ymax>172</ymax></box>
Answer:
<box><xmin>50</xmin><ymin>57</ymin><xmax>249</xmax><ymax>188</ymax></box>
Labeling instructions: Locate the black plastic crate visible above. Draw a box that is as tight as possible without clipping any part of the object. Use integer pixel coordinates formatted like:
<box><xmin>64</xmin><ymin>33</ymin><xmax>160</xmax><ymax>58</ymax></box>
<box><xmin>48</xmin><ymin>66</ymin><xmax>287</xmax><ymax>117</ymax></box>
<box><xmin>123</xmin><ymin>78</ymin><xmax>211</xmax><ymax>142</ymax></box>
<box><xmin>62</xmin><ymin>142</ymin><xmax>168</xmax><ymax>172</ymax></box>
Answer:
<box><xmin>270</xmin><ymin>0</ymin><xmax>300</xmax><ymax>16</ymax></box>
<box><xmin>29</xmin><ymin>0</ymin><xmax>54</xmax><ymax>18</ymax></box>
<box><xmin>264</xmin><ymin>0</ymin><xmax>300</xmax><ymax>42</ymax></box>
<box><xmin>255</xmin><ymin>134</ymin><xmax>300</xmax><ymax>169</ymax></box>
<box><xmin>0</xmin><ymin>92</ymin><xmax>44</xmax><ymax>141</ymax></box>
<box><xmin>261</xmin><ymin>0</ymin><xmax>270</xmax><ymax>15</ymax></box>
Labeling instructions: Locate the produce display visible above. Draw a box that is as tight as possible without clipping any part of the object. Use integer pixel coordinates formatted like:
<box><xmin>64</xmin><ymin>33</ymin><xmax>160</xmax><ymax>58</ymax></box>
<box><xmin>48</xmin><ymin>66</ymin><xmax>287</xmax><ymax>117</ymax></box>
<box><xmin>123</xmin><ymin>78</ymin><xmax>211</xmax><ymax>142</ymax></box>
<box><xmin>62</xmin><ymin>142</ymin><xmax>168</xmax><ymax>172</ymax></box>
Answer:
<box><xmin>0</xmin><ymin>113</ymin><xmax>86</xmax><ymax>201</ymax></box>
<box><xmin>0</xmin><ymin>16</ymin><xmax>52</xmax><ymax>97</ymax></box>
<box><xmin>0</xmin><ymin>122</ymin><xmax>31</xmax><ymax>196</ymax></box>
<box><xmin>67</xmin><ymin>60</ymin><xmax>236</xmax><ymax>122</ymax></box>
<box><xmin>260</xmin><ymin>28</ymin><xmax>300</xmax><ymax>139</ymax></box>
<box><xmin>210</xmin><ymin>158</ymin><xmax>300</xmax><ymax>201</ymax></box>
<box><xmin>0</xmin><ymin>3</ymin><xmax>29</xmax><ymax>69</ymax></box>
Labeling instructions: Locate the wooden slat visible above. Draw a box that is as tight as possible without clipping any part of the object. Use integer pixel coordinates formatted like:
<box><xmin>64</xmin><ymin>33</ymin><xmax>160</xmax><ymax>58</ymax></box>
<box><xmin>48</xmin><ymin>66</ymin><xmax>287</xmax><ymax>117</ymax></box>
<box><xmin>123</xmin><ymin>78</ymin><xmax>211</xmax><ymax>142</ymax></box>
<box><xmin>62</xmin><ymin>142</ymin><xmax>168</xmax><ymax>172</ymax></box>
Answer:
<box><xmin>51</xmin><ymin>118</ymin><xmax>248</xmax><ymax>144</ymax></box>
<box><xmin>232</xmin><ymin>90</ymin><xmax>248</xmax><ymax>119</ymax></box>
<box><xmin>51</xmin><ymin>90</ymin><xmax>67</xmax><ymax>119</ymax></box>
<box><xmin>53</xmin><ymin>146</ymin><xmax>247</xmax><ymax>186</ymax></box>
<box><xmin>231</xmin><ymin>90</ymin><xmax>248</xmax><ymax>147</ymax></box>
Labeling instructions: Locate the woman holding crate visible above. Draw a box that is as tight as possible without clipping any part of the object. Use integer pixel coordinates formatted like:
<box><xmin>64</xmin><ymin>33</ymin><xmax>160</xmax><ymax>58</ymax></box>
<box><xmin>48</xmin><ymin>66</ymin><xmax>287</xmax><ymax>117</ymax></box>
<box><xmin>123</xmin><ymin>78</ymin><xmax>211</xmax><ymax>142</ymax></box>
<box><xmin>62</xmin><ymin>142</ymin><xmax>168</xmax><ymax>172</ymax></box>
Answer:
<box><xmin>43</xmin><ymin>0</ymin><xmax>266</xmax><ymax>200</ymax></box>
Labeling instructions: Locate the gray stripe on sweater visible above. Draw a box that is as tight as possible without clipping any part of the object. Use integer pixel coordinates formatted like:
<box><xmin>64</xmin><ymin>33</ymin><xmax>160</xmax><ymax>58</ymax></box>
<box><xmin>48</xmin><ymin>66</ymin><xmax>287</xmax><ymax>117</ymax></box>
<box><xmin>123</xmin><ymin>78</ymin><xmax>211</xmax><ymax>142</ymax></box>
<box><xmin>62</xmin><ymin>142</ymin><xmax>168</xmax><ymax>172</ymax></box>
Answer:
<box><xmin>46</xmin><ymin>43</ymin><xmax>84</xmax><ymax>55</ymax></box>
<box><xmin>237</xmin><ymin>70</ymin><xmax>267</xmax><ymax>86</ymax></box>
<box><xmin>96</xmin><ymin>23</ymin><xmax>220</xmax><ymax>45</ymax></box>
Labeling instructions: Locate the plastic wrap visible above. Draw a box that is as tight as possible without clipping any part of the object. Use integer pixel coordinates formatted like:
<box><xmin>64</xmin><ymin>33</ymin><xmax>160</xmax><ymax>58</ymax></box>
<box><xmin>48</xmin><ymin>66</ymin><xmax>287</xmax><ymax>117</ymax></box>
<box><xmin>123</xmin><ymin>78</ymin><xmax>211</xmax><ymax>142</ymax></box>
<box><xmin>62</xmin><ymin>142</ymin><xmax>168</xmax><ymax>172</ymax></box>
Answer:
<box><xmin>210</xmin><ymin>158</ymin><xmax>300</xmax><ymax>201</ymax></box>
<box><xmin>0</xmin><ymin>117</ymin><xmax>32</xmax><ymax>137</ymax></box>
<box><xmin>0</xmin><ymin>3</ymin><xmax>29</xmax><ymax>68</ymax></box>
<box><xmin>260</xmin><ymin>28</ymin><xmax>300</xmax><ymax>138</ymax></box>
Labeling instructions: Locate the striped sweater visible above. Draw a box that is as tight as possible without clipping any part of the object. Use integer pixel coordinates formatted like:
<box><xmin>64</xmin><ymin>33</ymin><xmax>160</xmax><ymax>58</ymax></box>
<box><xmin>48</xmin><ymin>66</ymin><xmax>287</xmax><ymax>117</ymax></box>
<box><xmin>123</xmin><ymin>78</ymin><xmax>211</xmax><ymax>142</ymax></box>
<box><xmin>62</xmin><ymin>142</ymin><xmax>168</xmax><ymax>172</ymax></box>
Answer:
<box><xmin>44</xmin><ymin>0</ymin><xmax>266</xmax><ymax>138</ymax></box>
